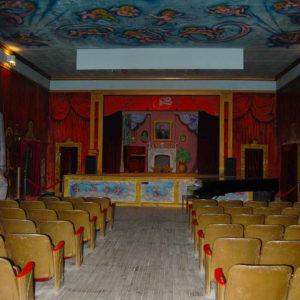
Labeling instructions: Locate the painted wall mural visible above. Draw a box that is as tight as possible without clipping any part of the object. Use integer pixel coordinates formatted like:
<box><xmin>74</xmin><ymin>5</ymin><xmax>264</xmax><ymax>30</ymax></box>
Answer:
<box><xmin>1</xmin><ymin>1</ymin><xmax>300</xmax><ymax>48</ymax></box>
<box><xmin>141</xmin><ymin>181</ymin><xmax>174</xmax><ymax>203</ymax></box>
<box><xmin>68</xmin><ymin>180</ymin><xmax>136</xmax><ymax>202</ymax></box>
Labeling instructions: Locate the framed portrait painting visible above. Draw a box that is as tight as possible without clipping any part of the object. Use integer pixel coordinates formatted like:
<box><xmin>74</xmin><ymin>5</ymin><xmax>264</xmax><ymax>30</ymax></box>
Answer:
<box><xmin>153</xmin><ymin>120</ymin><xmax>172</xmax><ymax>141</ymax></box>
<box><xmin>140</xmin><ymin>129</ymin><xmax>149</xmax><ymax>143</ymax></box>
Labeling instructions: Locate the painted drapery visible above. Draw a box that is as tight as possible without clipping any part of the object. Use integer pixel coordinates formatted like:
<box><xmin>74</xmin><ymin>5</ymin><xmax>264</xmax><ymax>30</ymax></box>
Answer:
<box><xmin>232</xmin><ymin>92</ymin><xmax>277</xmax><ymax>177</ymax></box>
<box><xmin>47</xmin><ymin>92</ymin><xmax>90</xmax><ymax>187</ymax></box>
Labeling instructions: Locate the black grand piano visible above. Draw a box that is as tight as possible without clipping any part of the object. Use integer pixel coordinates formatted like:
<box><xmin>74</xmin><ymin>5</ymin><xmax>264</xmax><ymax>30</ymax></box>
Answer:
<box><xmin>193</xmin><ymin>177</ymin><xmax>279</xmax><ymax>200</ymax></box>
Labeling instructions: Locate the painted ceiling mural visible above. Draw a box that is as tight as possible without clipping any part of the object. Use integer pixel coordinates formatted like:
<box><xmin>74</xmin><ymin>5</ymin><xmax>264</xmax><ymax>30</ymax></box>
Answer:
<box><xmin>1</xmin><ymin>0</ymin><xmax>300</xmax><ymax>48</ymax></box>
<box><xmin>0</xmin><ymin>1</ymin><xmax>300</xmax><ymax>77</ymax></box>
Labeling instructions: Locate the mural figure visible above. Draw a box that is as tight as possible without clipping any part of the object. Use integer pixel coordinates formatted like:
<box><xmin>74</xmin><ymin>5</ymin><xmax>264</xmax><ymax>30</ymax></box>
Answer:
<box><xmin>122</xmin><ymin>29</ymin><xmax>164</xmax><ymax>44</ymax></box>
<box><xmin>206</xmin><ymin>5</ymin><xmax>251</xmax><ymax>18</ymax></box>
<box><xmin>0</xmin><ymin>0</ymin><xmax>36</xmax><ymax>25</ymax></box>
<box><xmin>79</xmin><ymin>8</ymin><xmax>118</xmax><ymax>23</ymax></box>
<box><xmin>274</xmin><ymin>0</ymin><xmax>300</xmax><ymax>23</ymax></box>
<box><xmin>7</xmin><ymin>32</ymin><xmax>50</xmax><ymax>46</ymax></box>
<box><xmin>161</xmin><ymin>22</ymin><xmax>251</xmax><ymax>42</ymax></box>
<box><xmin>269</xmin><ymin>30</ymin><xmax>300</xmax><ymax>46</ymax></box>
<box><xmin>110</xmin><ymin>5</ymin><xmax>140</xmax><ymax>17</ymax></box>
<box><xmin>149</xmin><ymin>9</ymin><xmax>195</xmax><ymax>26</ymax></box>
<box><xmin>56</xmin><ymin>24</ymin><xmax>114</xmax><ymax>41</ymax></box>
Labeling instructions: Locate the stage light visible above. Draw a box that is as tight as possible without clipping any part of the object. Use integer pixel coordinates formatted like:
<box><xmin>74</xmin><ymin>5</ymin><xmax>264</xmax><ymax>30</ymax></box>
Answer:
<box><xmin>6</xmin><ymin>55</ymin><xmax>16</xmax><ymax>67</ymax></box>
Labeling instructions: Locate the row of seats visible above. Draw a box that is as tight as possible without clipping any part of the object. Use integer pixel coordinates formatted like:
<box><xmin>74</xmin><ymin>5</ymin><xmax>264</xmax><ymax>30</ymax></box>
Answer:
<box><xmin>0</xmin><ymin>196</ymin><xmax>116</xmax><ymax>298</ymax></box>
<box><xmin>188</xmin><ymin>199</ymin><xmax>300</xmax><ymax>230</ymax></box>
<box><xmin>187</xmin><ymin>199</ymin><xmax>300</xmax><ymax>300</ymax></box>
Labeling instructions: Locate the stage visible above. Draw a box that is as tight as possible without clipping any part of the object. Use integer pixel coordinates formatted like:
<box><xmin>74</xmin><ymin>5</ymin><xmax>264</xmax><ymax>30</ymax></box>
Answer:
<box><xmin>63</xmin><ymin>173</ymin><xmax>197</xmax><ymax>207</ymax></box>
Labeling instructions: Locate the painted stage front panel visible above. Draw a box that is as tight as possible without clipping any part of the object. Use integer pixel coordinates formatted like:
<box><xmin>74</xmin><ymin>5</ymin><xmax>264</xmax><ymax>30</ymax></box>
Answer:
<box><xmin>69</xmin><ymin>180</ymin><xmax>136</xmax><ymax>202</ymax></box>
<box><xmin>141</xmin><ymin>181</ymin><xmax>174</xmax><ymax>203</ymax></box>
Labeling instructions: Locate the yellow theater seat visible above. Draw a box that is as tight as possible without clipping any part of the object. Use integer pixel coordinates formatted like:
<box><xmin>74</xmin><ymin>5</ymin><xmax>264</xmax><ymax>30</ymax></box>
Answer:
<box><xmin>243</xmin><ymin>200</ymin><xmax>268</xmax><ymax>208</ymax></box>
<box><xmin>63</xmin><ymin>197</ymin><xmax>84</xmax><ymax>208</ymax></box>
<box><xmin>245</xmin><ymin>224</ymin><xmax>284</xmax><ymax>245</ymax></box>
<box><xmin>253</xmin><ymin>206</ymin><xmax>281</xmax><ymax>216</ymax></box>
<box><xmin>231</xmin><ymin>214</ymin><xmax>264</xmax><ymax>227</ymax></box>
<box><xmin>288</xmin><ymin>267</ymin><xmax>300</xmax><ymax>300</ymax></box>
<box><xmin>0</xmin><ymin>257</ymin><xmax>34</xmax><ymax>300</ymax></box>
<box><xmin>26</xmin><ymin>209</ymin><xmax>58</xmax><ymax>222</ymax></box>
<box><xmin>284</xmin><ymin>225</ymin><xmax>300</xmax><ymax>240</ymax></box>
<box><xmin>0</xmin><ymin>208</ymin><xmax>26</xmax><ymax>219</ymax></box>
<box><xmin>220</xmin><ymin>264</ymin><xmax>292</xmax><ymax>300</ymax></box>
<box><xmin>58</xmin><ymin>210</ymin><xmax>96</xmax><ymax>250</ymax></box>
<box><xmin>269</xmin><ymin>201</ymin><xmax>292</xmax><ymax>208</ymax></box>
<box><xmin>203</xmin><ymin>224</ymin><xmax>243</xmax><ymax>274</ymax></box>
<box><xmin>0</xmin><ymin>219</ymin><xmax>36</xmax><ymax>234</ymax></box>
<box><xmin>6</xmin><ymin>233</ymin><xmax>64</xmax><ymax>291</ymax></box>
<box><xmin>76</xmin><ymin>201</ymin><xmax>106</xmax><ymax>237</ymax></box>
<box><xmin>20</xmin><ymin>200</ymin><xmax>46</xmax><ymax>210</ymax></box>
<box><xmin>218</xmin><ymin>200</ymin><xmax>243</xmax><ymax>208</ymax></box>
<box><xmin>205</xmin><ymin>237</ymin><xmax>261</xmax><ymax>299</ymax></box>
<box><xmin>224</xmin><ymin>206</ymin><xmax>253</xmax><ymax>216</ymax></box>
<box><xmin>37</xmin><ymin>220</ymin><xmax>83</xmax><ymax>268</ymax></box>
<box><xmin>46</xmin><ymin>201</ymin><xmax>73</xmax><ymax>213</ymax></box>
<box><xmin>0</xmin><ymin>200</ymin><xmax>19</xmax><ymax>208</ymax></box>
<box><xmin>265</xmin><ymin>214</ymin><xmax>298</xmax><ymax>228</ymax></box>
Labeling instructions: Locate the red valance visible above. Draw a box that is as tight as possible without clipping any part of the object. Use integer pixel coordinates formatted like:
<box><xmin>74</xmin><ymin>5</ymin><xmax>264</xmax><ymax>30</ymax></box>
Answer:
<box><xmin>104</xmin><ymin>95</ymin><xmax>219</xmax><ymax>116</ymax></box>
<box><xmin>50</xmin><ymin>92</ymin><xmax>91</xmax><ymax>120</ymax></box>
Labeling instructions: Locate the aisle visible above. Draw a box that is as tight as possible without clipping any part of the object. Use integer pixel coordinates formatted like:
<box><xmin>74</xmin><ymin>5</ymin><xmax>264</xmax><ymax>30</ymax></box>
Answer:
<box><xmin>36</xmin><ymin>207</ymin><xmax>208</xmax><ymax>300</ymax></box>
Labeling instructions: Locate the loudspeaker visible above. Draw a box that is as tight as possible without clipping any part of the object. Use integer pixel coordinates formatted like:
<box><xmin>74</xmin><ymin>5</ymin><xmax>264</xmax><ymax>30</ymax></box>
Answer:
<box><xmin>225</xmin><ymin>158</ymin><xmax>236</xmax><ymax>177</ymax></box>
<box><xmin>85</xmin><ymin>156</ymin><xmax>97</xmax><ymax>174</ymax></box>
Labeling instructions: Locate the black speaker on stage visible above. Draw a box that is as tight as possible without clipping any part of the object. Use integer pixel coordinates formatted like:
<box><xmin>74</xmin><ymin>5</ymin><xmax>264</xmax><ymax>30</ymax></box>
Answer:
<box><xmin>225</xmin><ymin>158</ymin><xmax>236</xmax><ymax>177</ymax></box>
<box><xmin>85</xmin><ymin>156</ymin><xmax>97</xmax><ymax>174</ymax></box>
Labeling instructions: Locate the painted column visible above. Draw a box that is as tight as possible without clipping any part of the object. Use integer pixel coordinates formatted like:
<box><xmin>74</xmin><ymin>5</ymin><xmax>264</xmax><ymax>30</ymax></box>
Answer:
<box><xmin>0</xmin><ymin>112</ymin><xmax>8</xmax><ymax>199</ymax></box>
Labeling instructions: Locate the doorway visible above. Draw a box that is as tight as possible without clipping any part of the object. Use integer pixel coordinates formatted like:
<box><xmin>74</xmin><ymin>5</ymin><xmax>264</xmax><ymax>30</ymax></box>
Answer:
<box><xmin>55</xmin><ymin>138</ymin><xmax>81</xmax><ymax>196</ymax></box>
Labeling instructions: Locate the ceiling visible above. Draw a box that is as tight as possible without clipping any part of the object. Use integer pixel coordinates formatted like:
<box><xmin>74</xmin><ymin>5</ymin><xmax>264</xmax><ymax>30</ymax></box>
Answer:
<box><xmin>0</xmin><ymin>0</ymin><xmax>300</xmax><ymax>79</ymax></box>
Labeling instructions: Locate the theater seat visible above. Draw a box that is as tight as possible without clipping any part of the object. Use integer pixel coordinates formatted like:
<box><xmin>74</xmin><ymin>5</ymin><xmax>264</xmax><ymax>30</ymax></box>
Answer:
<box><xmin>26</xmin><ymin>209</ymin><xmax>58</xmax><ymax>222</ymax></box>
<box><xmin>37</xmin><ymin>220</ymin><xmax>83</xmax><ymax>268</ymax></box>
<box><xmin>284</xmin><ymin>225</ymin><xmax>300</xmax><ymax>240</ymax></box>
<box><xmin>245</xmin><ymin>224</ymin><xmax>284</xmax><ymax>245</ymax></box>
<box><xmin>203</xmin><ymin>224</ymin><xmax>243</xmax><ymax>273</ymax></box>
<box><xmin>218</xmin><ymin>200</ymin><xmax>243</xmax><ymax>208</ymax></box>
<box><xmin>0</xmin><ymin>208</ymin><xmax>26</xmax><ymax>219</ymax></box>
<box><xmin>231</xmin><ymin>214</ymin><xmax>264</xmax><ymax>227</ymax></box>
<box><xmin>206</xmin><ymin>237</ymin><xmax>261</xmax><ymax>299</ymax></box>
<box><xmin>0</xmin><ymin>219</ymin><xmax>37</xmax><ymax>234</ymax></box>
<box><xmin>63</xmin><ymin>197</ymin><xmax>84</xmax><ymax>208</ymax></box>
<box><xmin>58</xmin><ymin>210</ymin><xmax>96</xmax><ymax>250</ymax></box>
<box><xmin>293</xmin><ymin>202</ymin><xmax>300</xmax><ymax>209</ymax></box>
<box><xmin>288</xmin><ymin>267</ymin><xmax>300</xmax><ymax>300</ymax></box>
<box><xmin>224</xmin><ymin>206</ymin><xmax>253</xmax><ymax>216</ymax></box>
<box><xmin>253</xmin><ymin>207</ymin><xmax>281</xmax><ymax>216</ymax></box>
<box><xmin>188</xmin><ymin>199</ymin><xmax>218</xmax><ymax>231</ymax></box>
<box><xmin>269</xmin><ymin>201</ymin><xmax>292</xmax><ymax>208</ymax></box>
<box><xmin>76</xmin><ymin>202</ymin><xmax>106</xmax><ymax>237</ymax></box>
<box><xmin>46</xmin><ymin>201</ymin><xmax>73</xmax><ymax>213</ymax></box>
<box><xmin>6</xmin><ymin>233</ymin><xmax>64</xmax><ymax>291</ymax></box>
<box><xmin>38</xmin><ymin>197</ymin><xmax>61</xmax><ymax>205</ymax></box>
<box><xmin>0</xmin><ymin>200</ymin><xmax>19</xmax><ymax>208</ymax></box>
<box><xmin>265</xmin><ymin>214</ymin><xmax>298</xmax><ymax>228</ymax></box>
<box><xmin>243</xmin><ymin>200</ymin><xmax>268</xmax><ymax>208</ymax></box>
<box><xmin>0</xmin><ymin>257</ymin><xmax>34</xmax><ymax>300</ymax></box>
<box><xmin>193</xmin><ymin>206</ymin><xmax>224</xmax><ymax>241</ymax></box>
<box><xmin>282</xmin><ymin>207</ymin><xmax>300</xmax><ymax>217</ymax></box>
<box><xmin>86</xmin><ymin>197</ymin><xmax>115</xmax><ymax>229</ymax></box>
<box><xmin>20</xmin><ymin>201</ymin><xmax>46</xmax><ymax>210</ymax></box>
<box><xmin>219</xmin><ymin>264</ymin><xmax>292</xmax><ymax>300</ymax></box>
<box><xmin>260</xmin><ymin>240</ymin><xmax>300</xmax><ymax>270</ymax></box>
<box><xmin>0</xmin><ymin>234</ymin><xmax>8</xmax><ymax>257</ymax></box>
<box><xmin>195</xmin><ymin>213</ymin><xmax>231</xmax><ymax>269</ymax></box>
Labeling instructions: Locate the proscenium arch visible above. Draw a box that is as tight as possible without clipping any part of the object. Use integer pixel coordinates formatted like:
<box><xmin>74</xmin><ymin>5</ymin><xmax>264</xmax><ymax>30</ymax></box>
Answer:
<box><xmin>89</xmin><ymin>90</ymin><xmax>233</xmax><ymax>176</ymax></box>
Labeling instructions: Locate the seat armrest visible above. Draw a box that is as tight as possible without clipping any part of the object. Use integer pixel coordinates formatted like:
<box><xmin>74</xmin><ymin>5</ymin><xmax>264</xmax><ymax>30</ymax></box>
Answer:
<box><xmin>192</xmin><ymin>219</ymin><xmax>198</xmax><ymax>226</ymax></box>
<box><xmin>198</xmin><ymin>230</ymin><xmax>204</xmax><ymax>238</ymax></box>
<box><xmin>89</xmin><ymin>217</ymin><xmax>96</xmax><ymax>250</ymax></box>
<box><xmin>53</xmin><ymin>241</ymin><xmax>65</xmax><ymax>252</ymax></box>
<box><xmin>74</xmin><ymin>226</ymin><xmax>84</xmax><ymax>236</ymax></box>
<box><xmin>17</xmin><ymin>262</ymin><xmax>34</xmax><ymax>278</ymax></box>
<box><xmin>215</xmin><ymin>268</ymin><xmax>226</xmax><ymax>285</ymax></box>
<box><xmin>101</xmin><ymin>208</ymin><xmax>107</xmax><ymax>214</ymax></box>
<box><xmin>192</xmin><ymin>210</ymin><xmax>196</xmax><ymax>216</ymax></box>
<box><xmin>90</xmin><ymin>216</ymin><xmax>97</xmax><ymax>223</ymax></box>
<box><xmin>204</xmin><ymin>244</ymin><xmax>212</xmax><ymax>256</ymax></box>
<box><xmin>52</xmin><ymin>241</ymin><xmax>65</xmax><ymax>291</ymax></box>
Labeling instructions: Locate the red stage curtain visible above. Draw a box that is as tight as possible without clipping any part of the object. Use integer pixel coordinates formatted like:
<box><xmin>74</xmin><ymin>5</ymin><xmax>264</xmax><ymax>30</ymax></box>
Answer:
<box><xmin>232</xmin><ymin>93</ymin><xmax>277</xmax><ymax>177</ymax></box>
<box><xmin>197</xmin><ymin>111</ymin><xmax>219</xmax><ymax>175</ymax></box>
<box><xmin>103</xmin><ymin>111</ymin><xmax>123</xmax><ymax>173</ymax></box>
<box><xmin>0</xmin><ymin>66</ymin><xmax>49</xmax><ymax>196</ymax></box>
<box><xmin>47</xmin><ymin>92</ymin><xmax>91</xmax><ymax>187</ymax></box>
<box><xmin>104</xmin><ymin>95</ymin><xmax>220</xmax><ymax>116</ymax></box>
